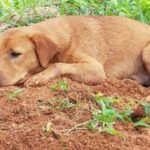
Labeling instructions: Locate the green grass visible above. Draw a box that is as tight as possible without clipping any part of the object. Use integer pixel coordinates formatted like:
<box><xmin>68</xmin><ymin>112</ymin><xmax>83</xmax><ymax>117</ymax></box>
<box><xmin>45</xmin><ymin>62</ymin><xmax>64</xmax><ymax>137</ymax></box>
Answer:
<box><xmin>0</xmin><ymin>0</ymin><xmax>150</xmax><ymax>29</ymax></box>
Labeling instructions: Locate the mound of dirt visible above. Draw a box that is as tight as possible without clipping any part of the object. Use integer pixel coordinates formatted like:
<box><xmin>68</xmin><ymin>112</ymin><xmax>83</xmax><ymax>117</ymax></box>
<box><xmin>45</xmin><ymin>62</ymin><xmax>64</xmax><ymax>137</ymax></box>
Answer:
<box><xmin>0</xmin><ymin>78</ymin><xmax>150</xmax><ymax>150</ymax></box>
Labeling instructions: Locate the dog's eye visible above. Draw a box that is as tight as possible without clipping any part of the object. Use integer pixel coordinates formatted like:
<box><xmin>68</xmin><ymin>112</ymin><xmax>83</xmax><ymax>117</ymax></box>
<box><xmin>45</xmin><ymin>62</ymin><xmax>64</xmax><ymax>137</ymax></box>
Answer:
<box><xmin>10</xmin><ymin>52</ymin><xmax>21</xmax><ymax>58</ymax></box>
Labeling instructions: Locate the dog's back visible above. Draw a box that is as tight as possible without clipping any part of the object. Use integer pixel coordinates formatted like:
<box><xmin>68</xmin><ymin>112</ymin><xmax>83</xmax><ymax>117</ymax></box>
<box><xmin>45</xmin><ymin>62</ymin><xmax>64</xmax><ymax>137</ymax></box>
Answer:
<box><xmin>31</xmin><ymin>16</ymin><xmax>150</xmax><ymax>79</ymax></box>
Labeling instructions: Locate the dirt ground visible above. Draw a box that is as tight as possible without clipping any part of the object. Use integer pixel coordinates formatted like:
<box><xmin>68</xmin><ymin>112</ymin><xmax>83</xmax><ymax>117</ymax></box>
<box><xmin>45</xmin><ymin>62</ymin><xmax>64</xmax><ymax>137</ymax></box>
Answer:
<box><xmin>0</xmin><ymin>77</ymin><xmax>150</xmax><ymax>150</ymax></box>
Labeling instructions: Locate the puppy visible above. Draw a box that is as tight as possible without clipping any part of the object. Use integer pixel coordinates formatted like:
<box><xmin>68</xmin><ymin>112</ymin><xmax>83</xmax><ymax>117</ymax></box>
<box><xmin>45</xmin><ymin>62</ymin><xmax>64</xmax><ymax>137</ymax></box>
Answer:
<box><xmin>0</xmin><ymin>15</ymin><xmax>150</xmax><ymax>87</ymax></box>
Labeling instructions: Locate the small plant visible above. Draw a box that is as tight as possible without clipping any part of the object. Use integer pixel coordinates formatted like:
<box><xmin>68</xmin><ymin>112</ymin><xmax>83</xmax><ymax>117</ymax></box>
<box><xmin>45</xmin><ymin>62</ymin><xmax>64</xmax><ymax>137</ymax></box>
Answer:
<box><xmin>87</xmin><ymin>93</ymin><xmax>133</xmax><ymax>135</ymax></box>
<box><xmin>39</xmin><ymin>98</ymin><xmax>75</xmax><ymax>112</ymax></box>
<box><xmin>50</xmin><ymin>80</ymin><xmax>69</xmax><ymax>93</ymax></box>
<box><xmin>39</xmin><ymin>93</ymin><xmax>150</xmax><ymax>136</ymax></box>
<box><xmin>48</xmin><ymin>98</ymin><xmax>75</xmax><ymax>110</ymax></box>
<box><xmin>132</xmin><ymin>102</ymin><xmax>150</xmax><ymax>127</ymax></box>
<box><xmin>6</xmin><ymin>89</ymin><xmax>23</xmax><ymax>100</ymax></box>
<box><xmin>87</xmin><ymin>93</ymin><xmax>150</xmax><ymax>135</ymax></box>
<box><xmin>144</xmin><ymin>105</ymin><xmax>150</xmax><ymax>116</ymax></box>
<box><xmin>134</xmin><ymin>117</ymin><xmax>150</xmax><ymax>128</ymax></box>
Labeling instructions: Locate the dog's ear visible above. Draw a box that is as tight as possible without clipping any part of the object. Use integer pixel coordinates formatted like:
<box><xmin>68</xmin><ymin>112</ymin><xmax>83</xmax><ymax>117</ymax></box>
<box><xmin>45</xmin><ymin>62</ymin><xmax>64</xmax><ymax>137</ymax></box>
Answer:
<box><xmin>28</xmin><ymin>33</ymin><xmax>57</xmax><ymax>68</ymax></box>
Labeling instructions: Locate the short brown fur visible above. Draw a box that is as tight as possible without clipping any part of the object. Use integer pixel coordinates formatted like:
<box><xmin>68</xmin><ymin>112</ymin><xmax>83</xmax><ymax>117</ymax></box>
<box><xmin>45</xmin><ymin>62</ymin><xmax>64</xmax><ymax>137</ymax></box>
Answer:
<box><xmin>0</xmin><ymin>16</ymin><xmax>150</xmax><ymax>86</ymax></box>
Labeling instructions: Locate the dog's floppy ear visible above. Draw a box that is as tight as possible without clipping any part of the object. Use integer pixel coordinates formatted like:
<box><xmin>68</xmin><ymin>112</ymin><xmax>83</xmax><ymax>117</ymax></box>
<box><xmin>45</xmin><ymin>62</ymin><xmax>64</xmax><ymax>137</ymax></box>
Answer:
<box><xmin>28</xmin><ymin>32</ymin><xmax>57</xmax><ymax>68</ymax></box>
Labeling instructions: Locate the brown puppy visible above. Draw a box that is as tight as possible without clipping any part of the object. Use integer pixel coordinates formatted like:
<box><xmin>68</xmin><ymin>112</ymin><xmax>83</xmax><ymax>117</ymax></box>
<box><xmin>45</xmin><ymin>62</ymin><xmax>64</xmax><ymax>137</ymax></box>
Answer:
<box><xmin>0</xmin><ymin>15</ymin><xmax>150</xmax><ymax>87</ymax></box>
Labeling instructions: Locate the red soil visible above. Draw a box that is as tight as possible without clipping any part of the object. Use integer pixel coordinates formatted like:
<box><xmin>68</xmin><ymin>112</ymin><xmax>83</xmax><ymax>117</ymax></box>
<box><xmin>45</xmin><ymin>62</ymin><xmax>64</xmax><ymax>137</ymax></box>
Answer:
<box><xmin>0</xmin><ymin>78</ymin><xmax>150</xmax><ymax>150</ymax></box>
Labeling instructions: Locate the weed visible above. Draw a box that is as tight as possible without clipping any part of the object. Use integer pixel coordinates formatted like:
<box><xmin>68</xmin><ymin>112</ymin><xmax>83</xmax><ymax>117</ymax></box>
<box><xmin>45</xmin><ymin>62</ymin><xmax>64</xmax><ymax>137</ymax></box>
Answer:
<box><xmin>134</xmin><ymin>117</ymin><xmax>150</xmax><ymax>127</ymax></box>
<box><xmin>6</xmin><ymin>89</ymin><xmax>23</xmax><ymax>100</ymax></box>
<box><xmin>87</xmin><ymin>94</ymin><xmax>133</xmax><ymax>135</ymax></box>
<box><xmin>39</xmin><ymin>98</ymin><xmax>75</xmax><ymax>112</ymax></box>
<box><xmin>50</xmin><ymin>80</ymin><xmax>69</xmax><ymax>93</ymax></box>
<box><xmin>132</xmin><ymin>102</ymin><xmax>150</xmax><ymax>127</ymax></box>
<box><xmin>144</xmin><ymin>105</ymin><xmax>150</xmax><ymax>116</ymax></box>
<box><xmin>0</xmin><ymin>0</ymin><xmax>57</xmax><ymax>29</ymax></box>
<box><xmin>39</xmin><ymin>93</ymin><xmax>150</xmax><ymax>136</ymax></box>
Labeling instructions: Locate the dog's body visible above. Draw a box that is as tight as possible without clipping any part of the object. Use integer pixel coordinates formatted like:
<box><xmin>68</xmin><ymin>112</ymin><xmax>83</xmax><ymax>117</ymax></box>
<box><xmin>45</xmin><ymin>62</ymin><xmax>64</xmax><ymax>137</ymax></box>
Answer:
<box><xmin>0</xmin><ymin>16</ymin><xmax>150</xmax><ymax>86</ymax></box>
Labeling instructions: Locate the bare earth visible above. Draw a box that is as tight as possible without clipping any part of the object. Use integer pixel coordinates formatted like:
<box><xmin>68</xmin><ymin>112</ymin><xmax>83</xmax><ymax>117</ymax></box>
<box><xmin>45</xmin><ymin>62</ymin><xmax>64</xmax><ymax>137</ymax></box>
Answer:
<box><xmin>0</xmin><ymin>77</ymin><xmax>150</xmax><ymax>150</ymax></box>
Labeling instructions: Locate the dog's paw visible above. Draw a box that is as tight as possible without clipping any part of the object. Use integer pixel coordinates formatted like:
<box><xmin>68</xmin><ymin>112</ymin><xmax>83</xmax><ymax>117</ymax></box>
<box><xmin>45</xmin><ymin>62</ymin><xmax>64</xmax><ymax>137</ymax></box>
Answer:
<box><xmin>24</xmin><ymin>75</ymin><xmax>49</xmax><ymax>87</ymax></box>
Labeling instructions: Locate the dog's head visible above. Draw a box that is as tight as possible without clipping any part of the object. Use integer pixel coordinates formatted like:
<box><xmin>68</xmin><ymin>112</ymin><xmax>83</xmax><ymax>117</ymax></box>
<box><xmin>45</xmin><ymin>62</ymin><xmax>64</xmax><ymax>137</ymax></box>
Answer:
<box><xmin>0</xmin><ymin>27</ymin><xmax>57</xmax><ymax>86</ymax></box>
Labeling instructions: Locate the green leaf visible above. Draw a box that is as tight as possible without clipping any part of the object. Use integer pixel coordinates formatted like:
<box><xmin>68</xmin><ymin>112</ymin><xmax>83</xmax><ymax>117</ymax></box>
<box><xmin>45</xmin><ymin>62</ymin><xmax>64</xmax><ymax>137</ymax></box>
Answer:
<box><xmin>6</xmin><ymin>89</ymin><xmax>23</xmax><ymax>100</ymax></box>
<box><xmin>50</xmin><ymin>80</ymin><xmax>69</xmax><ymax>93</ymax></box>
<box><xmin>87</xmin><ymin>120</ymin><xmax>98</xmax><ymax>130</ymax></box>
<box><xmin>134</xmin><ymin>117</ymin><xmax>150</xmax><ymax>127</ymax></box>
<box><xmin>119</xmin><ymin>109</ymin><xmax>133</xmax><ymax>122</ymax></box>
<box><xmin>144</xmin><ymin>105</ymin><xmax>150</xmax><ymax>116</ymax></box>
<box><xmin>58</xmin><ymin>80</ymin><xmax>69</xmax><ymax>92</ymax></box>
<box><xmin>61</xmin><ymin>101</ymin><xmax>75</xmax><ymax>108</ymax></box>
<box><xmin>103</xmin><ymin>127</ymin><xmax>121</xmax><ymax>136</ymax></box>
<box><xmin>94</xmin><ymin>94</ymin><xmax>119</xmax><ymax>106</ymax></box>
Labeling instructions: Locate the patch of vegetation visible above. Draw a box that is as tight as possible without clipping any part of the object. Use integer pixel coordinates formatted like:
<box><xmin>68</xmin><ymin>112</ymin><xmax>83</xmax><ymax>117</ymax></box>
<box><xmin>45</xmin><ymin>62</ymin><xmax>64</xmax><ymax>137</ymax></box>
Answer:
<box><xmin>59</xmin><ymin>0</ymin><xmax>150</xmax><ymax>23</ymax></box>
<box><xmin>86</xmin><ymin>93</ymin><xmax>131</xmax><ymax>135</ymax></box>
<box><xmin>50</xmin><ymin>80</ymin><xmax>69</xmax><ymax>93</ymax></box>
<box><xmin>140</xmin><ymin>101</ymin><xmax>150</xmax><ymax>116</ymax></box>
<box><xmin>0</xmin><ymin>0</ymin><xmax>150</xmax><ymax>29</ymax></box>
<box><xmin>57</xmin><ymin>93</ymin><xmax>150</xmax><ymax>136</ymax></box>
<box><xmin>42</xmin><ymin>93</ymin><xmax>150</xmax><ymax>136</ymax></box>
<box><xmin>6</xmin><ymin>89</ymin><xmax>23</xmax><ymax>100</ymax></box>
<box><xmin>86</xmin><ymin>93</ymin><xmax>150</xmax><ymax>135</ymax></box>
<box><xmin>132</xmin><ymin>101</ymin><xmax>150</xmax><ymax>127</ymax></box>
<box><xmin>134</xmin><ymin>117</ymin><xmax>150</xmax><ymax>127</ymax></box>
<box><xmin>0</xmin><ymin>0</ymin><xmax>57</xmax><ymax>29</ymax></box>
<box><xmin>39</xmin><ymin>98</ymin><xmax>75</xmax><ymax>112</ymax></box>
<box><xmin>144</xmin><ymin>104</ymin><xmax>150</xmax><ymax>116</ymax></box>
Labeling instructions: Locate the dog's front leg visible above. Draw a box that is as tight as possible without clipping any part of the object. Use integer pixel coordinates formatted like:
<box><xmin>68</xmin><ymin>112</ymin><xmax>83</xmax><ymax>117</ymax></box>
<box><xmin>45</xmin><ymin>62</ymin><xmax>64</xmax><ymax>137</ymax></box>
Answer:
<box><xmin>24</xmin><ymin>60</ymin><xmax>106</xmax><ymax>86</ymax></box>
